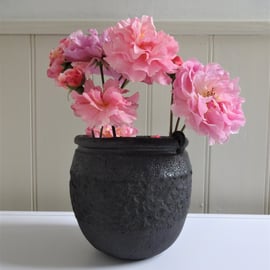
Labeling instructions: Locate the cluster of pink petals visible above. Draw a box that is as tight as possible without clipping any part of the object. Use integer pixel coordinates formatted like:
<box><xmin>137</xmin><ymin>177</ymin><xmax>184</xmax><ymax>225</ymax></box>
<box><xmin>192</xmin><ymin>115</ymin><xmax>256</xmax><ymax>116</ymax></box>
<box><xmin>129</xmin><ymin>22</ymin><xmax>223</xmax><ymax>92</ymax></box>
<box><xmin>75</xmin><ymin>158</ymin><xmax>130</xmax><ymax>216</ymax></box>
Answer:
<box><xmin>47</xmin><ymin>16</ymin><xmax>246</xmax><ymax>141</ymax></box>
<box><xmin>58</xmin><ymin>66</ymin><xmax>85</xmax><ymax>88</ymax></box>
<box><xmin>47</xmin><ymin>43</ymin><xmax>65</xmax><ymax>79</ymax></box>
<box><xmin>62</xmin><ymin>29</ymin><xmax>103</xmax><ymax>62</ymax></box>
<box><xmin>86</xmin><ymin>125</ymin><xmax>138</xmax><ymax>138</ymax></box>
<box><xmin>103</xmin><ymin>15</ymin><xmax>179</xmax><ymax>85</ymax></box>
<box><xmin>71</xmin><ymin>79</ymin><xmax>139</xmax><ymax>129</ymax></box>
<box><xmin>47</xmin><ymin>29</ymin><xmax>106</xmax><ymax>88</ymax></box>
<box><xmin>172</xmin><ymin>59</ymin><xmax>245</xmax><ymax>144</ymax></box>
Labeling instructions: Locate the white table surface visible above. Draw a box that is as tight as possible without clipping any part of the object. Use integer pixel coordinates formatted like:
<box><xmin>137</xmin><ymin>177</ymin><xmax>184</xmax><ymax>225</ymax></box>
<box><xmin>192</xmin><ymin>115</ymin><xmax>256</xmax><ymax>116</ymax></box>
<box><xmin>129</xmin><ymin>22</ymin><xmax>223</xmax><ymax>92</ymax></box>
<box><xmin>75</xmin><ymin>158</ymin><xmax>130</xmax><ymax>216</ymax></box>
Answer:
<box><xmin>0</xmin><ymin>212</ymin><xmax>270</xmax><ymax>270</ymax></box>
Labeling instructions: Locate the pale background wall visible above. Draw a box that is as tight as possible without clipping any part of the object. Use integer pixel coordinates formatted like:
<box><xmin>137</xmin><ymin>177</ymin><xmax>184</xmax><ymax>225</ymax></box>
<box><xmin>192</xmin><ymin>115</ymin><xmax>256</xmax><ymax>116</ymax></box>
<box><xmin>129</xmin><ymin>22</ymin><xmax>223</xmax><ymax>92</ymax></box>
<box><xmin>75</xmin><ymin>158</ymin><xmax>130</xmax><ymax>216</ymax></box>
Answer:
<box><xmin>0</xmin><ymin>0</ymin><xmax>269</xmax><ymax>21</ymax></box>
<box><xmin>0</xmin><ymin>0</ymin><xmax>270</xmax><ymax>213</ymax></box>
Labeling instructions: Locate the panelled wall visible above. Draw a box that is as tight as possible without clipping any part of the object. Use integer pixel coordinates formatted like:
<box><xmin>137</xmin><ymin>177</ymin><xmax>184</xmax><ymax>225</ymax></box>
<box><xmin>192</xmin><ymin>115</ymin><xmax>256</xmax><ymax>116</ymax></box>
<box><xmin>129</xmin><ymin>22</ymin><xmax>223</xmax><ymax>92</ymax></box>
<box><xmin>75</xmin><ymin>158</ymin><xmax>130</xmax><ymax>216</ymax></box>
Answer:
<box><xmin>0</xmin><ymin>21</ymin><xmax>270</xmax><ymax>213</ymax></box>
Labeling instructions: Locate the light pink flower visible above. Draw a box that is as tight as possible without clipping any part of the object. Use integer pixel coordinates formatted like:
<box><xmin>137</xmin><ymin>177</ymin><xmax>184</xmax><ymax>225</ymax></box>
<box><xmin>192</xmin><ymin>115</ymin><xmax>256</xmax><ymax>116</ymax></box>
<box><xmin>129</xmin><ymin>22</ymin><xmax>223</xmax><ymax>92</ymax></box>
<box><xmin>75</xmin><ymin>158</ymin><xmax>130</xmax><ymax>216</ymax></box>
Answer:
<box><xmin>86</xmin><ymin>125</ymin><xmax>138</xmax><ymax>137</ymax></box>
<box><xmin>63</xmin><ymin>29</ymin><xmax>103</xmax><ymax>62</ymax></box>
<box><xmin>71</xmin><ymin>79</ymin><xmax>139</xmax><ymax>129</ymax></box>
<box><xmin>103</xmin><ymin>15</ymin><xmax>179</xmax><ymax>85</ymax></box>
<box><xmin>172</xmin><ymin>59</ymin><xmax>245</xmax><ymax>144</ymax></box>
<box><xmin>58</xmin><ymin>66</ymin><xmax>84</xmax><ymax>89</ymax></box>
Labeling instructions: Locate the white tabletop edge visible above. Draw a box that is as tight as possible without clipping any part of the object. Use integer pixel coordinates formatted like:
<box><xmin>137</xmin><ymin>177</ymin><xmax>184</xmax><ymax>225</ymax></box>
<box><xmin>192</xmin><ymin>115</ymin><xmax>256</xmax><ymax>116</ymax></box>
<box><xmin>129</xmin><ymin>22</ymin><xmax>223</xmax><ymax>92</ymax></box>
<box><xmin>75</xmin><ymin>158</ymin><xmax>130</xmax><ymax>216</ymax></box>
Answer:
<box><xmin>1</xmin><ymin>211</ymin><xmax>269</xmax><ymax>220</ymax></box>
<box><xmin>1</xmin><ymin>211</ymin><xmax>269</xmax><ymax>270</ymax></box>
<box><xmin>0</xmin><ymin>211</ymin><xmax>74</xmax><ymax>217</ymax></box>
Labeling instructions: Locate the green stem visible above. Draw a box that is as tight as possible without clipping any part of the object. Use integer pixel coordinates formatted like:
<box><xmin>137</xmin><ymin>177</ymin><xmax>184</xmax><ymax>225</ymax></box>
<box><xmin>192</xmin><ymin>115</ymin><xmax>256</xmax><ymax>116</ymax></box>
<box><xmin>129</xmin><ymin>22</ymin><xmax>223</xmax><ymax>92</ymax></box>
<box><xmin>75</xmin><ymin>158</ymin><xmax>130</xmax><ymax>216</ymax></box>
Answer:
<box><xmin>99</xmin><ymin>126</ymin><xmax>103</xmax><ymax>138</ymax></box>
<box><xmin>169</xmin><ymin>93</ymin><xmax>173</xmax><ymax>136</ymax></box>
<box><xmin>99</xmin><ymin>63</ymin><xmax>105</xmax><ymax>86</ymax></box>
<box><xmin>174</xmin><ymin>117</ymin><xmax>180</xmax><ymax>133</ymax></box>
<box><xmin>180</xmin><ymin>124</ymin><xmax>186</xmax><ymax>132</ymax></box>
<box><xmin>112</xmin><ymin>126</ymin><xmax>117</xmax><ymax>137</ymax></box>
<box><xmin>121</xmin><ymin>79</ymin><xmax>129</xmax><ymax>89</ymax></box>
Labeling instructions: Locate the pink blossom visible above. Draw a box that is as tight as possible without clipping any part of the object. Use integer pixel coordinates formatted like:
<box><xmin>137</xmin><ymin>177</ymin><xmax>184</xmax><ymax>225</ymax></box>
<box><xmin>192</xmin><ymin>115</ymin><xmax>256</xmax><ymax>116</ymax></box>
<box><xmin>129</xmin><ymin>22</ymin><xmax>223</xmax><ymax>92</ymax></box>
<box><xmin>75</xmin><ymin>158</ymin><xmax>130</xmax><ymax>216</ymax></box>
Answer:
<box><xmin>86</xmin><ymin>125</ymin><xmax>138</xmax><ymax>137</ymax></box>
<box><xmin>63</xmin><ymin>29</ymin><xmax>103</xmax><ymax>62</ymax></box>
<box><xmin>172</xmin><ymin>59</ymin><xmax>245</xmax><ymax>144</ymax></box>
<box><xmin>71</xmin><ymin>79</ymin><xmax>139</xmax><ymax>129</ymax></box>
<box><xmin>47</xmin><ymin>29</ymin><xmax>105</xmax><ymax>86</ymax></box>
<box><xmin>47</xmin><ymin>46</ymin><xmax>65</xmax><ymax>79</ymax></box>
<box><xmin>58</xmin><ymin>66</ymin><xmax>84</xmax><ymax>89</ymax></box>
<box><xmin>116</xmin><ymin>125</ymin><xmax>138</xmax><ymax>137</ymax></box>
<box><xmin>172</xmin><ymin>56</ymin><xmax>183</xmax><ymax>67</ymax></box>
<box><xmin>103</xmin><ymin>15</ymin><xmax>179</xmax><ymax>85</ymax></box>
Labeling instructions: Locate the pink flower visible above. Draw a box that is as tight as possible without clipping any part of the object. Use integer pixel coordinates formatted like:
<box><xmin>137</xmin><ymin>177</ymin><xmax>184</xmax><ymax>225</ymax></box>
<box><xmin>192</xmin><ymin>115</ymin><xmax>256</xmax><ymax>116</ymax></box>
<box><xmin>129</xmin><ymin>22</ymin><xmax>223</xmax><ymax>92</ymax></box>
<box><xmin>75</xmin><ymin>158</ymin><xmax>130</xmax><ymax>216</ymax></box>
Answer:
<box><xmin>86</xmin><ymin>125</ymin><xmax>138</xmax><ymax>137</ymax></box>
<box><xmin>58</xmin><ymin>66</ymin><xmax>84</xmax><ymax>89</ymax></box>
<box><xmin>103</xmin><ymin>15</ymin><xmax>179</xmax><ymax>85</ymax></box>
<box><xmin>116</xmin><ymin>125</ymin><xmax>138</xmax><ymax>137</ymax></box>
<box><xmin>172</xmin><ymin>56</ymin><xmax>183</xmax><ymax>67</ymax></box>
<box><xmin>71</xmin><ymin>79</ymin><xmax>139</xmax><ymax>129</ymax></box>
<box><xmin>63</xmin><ymin>29</ymin><xmax>103</xmax><ymax>62</ymax></box>
<box><xmin>172</xmin><ymin>59</ymin><xmax>245</xmax><ymax>144</ymax></box>
<box><xmin>47</xmin><ymin>29</ymin><xmax>105</xmax><ymax>86</ymax></box>
<box><xmin>47</xmin><ymin>46</ymin><xmax>65</xmax><ymax>79</ymax></box>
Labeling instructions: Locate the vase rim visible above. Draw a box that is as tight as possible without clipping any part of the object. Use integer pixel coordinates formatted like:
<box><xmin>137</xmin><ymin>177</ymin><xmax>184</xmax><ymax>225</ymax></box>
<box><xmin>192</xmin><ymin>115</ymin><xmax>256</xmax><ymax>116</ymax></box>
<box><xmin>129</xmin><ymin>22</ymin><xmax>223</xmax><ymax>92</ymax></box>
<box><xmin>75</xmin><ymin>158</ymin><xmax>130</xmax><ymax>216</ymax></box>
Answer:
<box><xmin>74</xmin><ymin>133</ymin><xmax>188</xmax><ymax>154</ymax></box>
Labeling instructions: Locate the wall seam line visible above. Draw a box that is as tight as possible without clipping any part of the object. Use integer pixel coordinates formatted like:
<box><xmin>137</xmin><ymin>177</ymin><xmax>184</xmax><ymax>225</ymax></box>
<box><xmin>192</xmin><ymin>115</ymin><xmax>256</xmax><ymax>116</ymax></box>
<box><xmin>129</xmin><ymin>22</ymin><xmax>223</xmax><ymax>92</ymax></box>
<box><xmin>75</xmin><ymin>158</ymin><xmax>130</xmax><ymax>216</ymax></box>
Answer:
<box><xmin>264</xmin><ymin>46</ymin><xmax>270</xmax><ymax>214</ymax></box>
<box><xmin>203</xmin><ymin>35</ymin><xmax>215</xmax><ymax>213</ymax></box>
<box><xmin>30</xmin><ymin>34</ymin><xmax>38</xmax><ymax>211</ymax></box>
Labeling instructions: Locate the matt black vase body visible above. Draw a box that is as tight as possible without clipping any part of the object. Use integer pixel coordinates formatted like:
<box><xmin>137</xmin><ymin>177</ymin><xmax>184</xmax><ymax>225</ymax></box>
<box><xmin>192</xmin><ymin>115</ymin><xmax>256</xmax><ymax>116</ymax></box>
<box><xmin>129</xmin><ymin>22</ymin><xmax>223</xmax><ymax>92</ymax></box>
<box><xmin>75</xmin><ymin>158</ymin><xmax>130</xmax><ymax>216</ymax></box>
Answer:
<box><xmin>70</xmin><ymin>133</ymin><xmax>192</xmax><ymax>260</ymax></box>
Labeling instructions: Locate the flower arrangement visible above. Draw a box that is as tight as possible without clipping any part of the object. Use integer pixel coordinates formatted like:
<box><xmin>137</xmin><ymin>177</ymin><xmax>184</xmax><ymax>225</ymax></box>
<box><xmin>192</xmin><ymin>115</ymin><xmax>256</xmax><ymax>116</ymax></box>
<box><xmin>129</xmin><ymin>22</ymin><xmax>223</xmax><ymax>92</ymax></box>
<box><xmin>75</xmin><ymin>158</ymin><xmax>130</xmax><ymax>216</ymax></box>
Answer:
<box><xmin>47</xmin><ymin>15</ymin><xmax>245</xmax><ymax>144</ymax></box>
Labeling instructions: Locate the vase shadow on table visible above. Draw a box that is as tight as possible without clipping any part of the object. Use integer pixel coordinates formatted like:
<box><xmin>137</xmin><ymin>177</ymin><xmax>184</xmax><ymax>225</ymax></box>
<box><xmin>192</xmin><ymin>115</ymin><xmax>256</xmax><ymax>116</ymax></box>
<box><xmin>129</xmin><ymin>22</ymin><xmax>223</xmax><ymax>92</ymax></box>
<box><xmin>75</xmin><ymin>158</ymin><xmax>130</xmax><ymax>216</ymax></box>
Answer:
<box><xmin>1</xmin><ymin>223</ymin><xmax>151</xmax><ymax>268</ymax></box>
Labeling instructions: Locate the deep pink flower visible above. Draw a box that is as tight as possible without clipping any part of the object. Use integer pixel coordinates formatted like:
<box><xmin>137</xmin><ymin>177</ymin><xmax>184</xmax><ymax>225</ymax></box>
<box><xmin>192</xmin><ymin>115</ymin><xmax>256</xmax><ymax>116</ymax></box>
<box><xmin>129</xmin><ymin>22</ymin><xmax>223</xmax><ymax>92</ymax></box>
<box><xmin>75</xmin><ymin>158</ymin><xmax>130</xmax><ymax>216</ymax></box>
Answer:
<box><xmin>172</xmin><ymin>59</ymin><xmax>245</xmax><ymax>144</ymax></box>
<box><xmin>58</xmin><ymin>66</ymin><xmax>84</xmax><ymax>89</ymax></box>
<box><xmin>103</xmin><ymin>15</ymin><xmax>179</xmax><ymax>85</ymax></box>
<box><xmin>71</xmin><ymin>79</ymin><xmax>139</xmax><ymax>129</ymax></box>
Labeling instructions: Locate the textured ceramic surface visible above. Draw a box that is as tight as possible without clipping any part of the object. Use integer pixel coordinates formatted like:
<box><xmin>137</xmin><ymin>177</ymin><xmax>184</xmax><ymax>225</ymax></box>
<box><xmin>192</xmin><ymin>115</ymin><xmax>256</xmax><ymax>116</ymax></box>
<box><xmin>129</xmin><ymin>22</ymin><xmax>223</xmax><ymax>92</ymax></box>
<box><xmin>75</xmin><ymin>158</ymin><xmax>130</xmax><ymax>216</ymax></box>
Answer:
<box><xmin>70</xmin><ymin>132</ymin><xmax>192</xmax><ymax>260</ymax></box>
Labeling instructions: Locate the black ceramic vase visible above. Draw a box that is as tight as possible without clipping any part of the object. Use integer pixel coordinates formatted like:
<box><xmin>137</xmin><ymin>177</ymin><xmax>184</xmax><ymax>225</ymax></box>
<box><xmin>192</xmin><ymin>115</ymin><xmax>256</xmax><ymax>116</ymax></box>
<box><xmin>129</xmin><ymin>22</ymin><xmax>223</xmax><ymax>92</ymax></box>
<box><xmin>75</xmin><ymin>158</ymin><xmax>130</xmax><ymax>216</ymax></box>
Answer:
<box><xmin>69</xmin><ymin>132</ymin><xmax>192</xmax><ymax>260</ymax></box>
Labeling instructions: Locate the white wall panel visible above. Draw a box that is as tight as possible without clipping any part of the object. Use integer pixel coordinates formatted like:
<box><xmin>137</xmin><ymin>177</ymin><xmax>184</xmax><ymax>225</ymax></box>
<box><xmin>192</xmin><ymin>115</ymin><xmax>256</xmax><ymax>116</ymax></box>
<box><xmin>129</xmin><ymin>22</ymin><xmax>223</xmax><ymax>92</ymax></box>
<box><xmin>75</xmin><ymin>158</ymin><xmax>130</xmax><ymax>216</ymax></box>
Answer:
<box><xmin>0</xmin><ymin>21</ymin><xmax>269</xmax><ymax>214</ymax></box>
<box><xmin>1</xmin><ymin>0</ymin><xmax>269</xmax><ymax>21</ymax></box>
<box><xmin>35</xmin><ymin>35</ymin><xmax>85</xmax><ymax>211</ymax></box>
<box><xmin>209</xmin><ymin>36</ymin><xmax>270</xmax><ymax>214</ymax></box>
<box><xmin>0</xmin><ymin>35</ymin><xmax>32</xmax><ymax>210</ymax></box>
